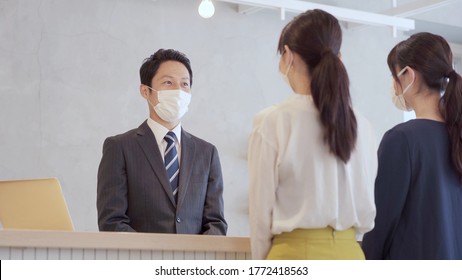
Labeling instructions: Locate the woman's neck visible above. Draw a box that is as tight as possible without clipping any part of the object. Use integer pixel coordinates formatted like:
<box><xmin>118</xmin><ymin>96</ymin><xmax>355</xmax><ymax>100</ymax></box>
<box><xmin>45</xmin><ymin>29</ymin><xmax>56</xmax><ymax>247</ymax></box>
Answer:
<box><xmin>290</xmin><ymin>71</ymin><xmax>311</xmax><ymax>95</ymax></box>
<box><xmin>287</xmin><ymin>53</ymin><xmax>312</xmax><ymax>95</ymax></box>
<box><xmin>412</xmin><ymin>89</ymin><xmax>445</xmax><ymax>122</ymax></box>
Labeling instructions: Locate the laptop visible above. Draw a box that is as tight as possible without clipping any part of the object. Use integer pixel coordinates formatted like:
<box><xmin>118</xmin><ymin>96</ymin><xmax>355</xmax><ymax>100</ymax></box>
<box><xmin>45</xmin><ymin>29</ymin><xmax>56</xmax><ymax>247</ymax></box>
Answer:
<box><xmin>0</xmin><ymin>178</ymin><xmax>74</xmax><ymax>231</ymax></box>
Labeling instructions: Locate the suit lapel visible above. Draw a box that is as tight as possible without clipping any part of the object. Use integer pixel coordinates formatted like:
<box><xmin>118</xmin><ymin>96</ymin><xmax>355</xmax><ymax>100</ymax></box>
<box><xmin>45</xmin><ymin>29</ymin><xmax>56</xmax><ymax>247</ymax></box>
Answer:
<box><xmin>177</xmin><ymin>129</ymin><xmax>195</xmax><ymax>210</ymax></box>
<box><xmin>135</xmin><ymin>121</ymin><xmax>176</xmax><ymax>207</ymax></box>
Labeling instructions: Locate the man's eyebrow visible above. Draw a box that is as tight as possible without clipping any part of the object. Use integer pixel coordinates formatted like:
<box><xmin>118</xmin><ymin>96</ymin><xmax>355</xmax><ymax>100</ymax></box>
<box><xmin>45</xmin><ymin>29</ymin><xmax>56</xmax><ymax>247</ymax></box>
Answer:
<box><xmin>159</xmin><ymin>75</ymin><xmax>190</xmax><ymax>80</ymax></box>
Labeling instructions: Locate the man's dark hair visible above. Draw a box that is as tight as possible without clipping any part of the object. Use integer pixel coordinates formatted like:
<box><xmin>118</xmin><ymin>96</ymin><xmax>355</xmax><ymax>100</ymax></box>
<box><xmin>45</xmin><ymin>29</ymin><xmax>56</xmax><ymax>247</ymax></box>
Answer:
<box><xmin>139</xmin><ymin>49</ymin><xmax>193</xmax><ymax>87</ymax></box>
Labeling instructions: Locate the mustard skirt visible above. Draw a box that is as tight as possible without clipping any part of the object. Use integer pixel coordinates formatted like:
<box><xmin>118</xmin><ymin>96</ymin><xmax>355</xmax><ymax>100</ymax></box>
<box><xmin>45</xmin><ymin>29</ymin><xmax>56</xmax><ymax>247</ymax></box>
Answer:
<box><xmin>266</xmin><ymin>227</ymin><xmax>365</xmax><ymax>260</ymax></box>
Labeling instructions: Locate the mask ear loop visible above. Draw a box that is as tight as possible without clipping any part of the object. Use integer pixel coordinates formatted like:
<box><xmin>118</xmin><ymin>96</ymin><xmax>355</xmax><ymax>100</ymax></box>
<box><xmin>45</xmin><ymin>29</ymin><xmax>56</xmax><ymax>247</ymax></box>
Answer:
<box><xmin>284</xmin><ymin>51</ymin><xmax>293</xmax><ymax>76</ymax></box>
<box><xmin>397</xmin><ymin>66</ymin><xmax>408</xmax><ymax>77</ymax></box>
<box><xmin>145</xmin><ymin>85</ymin><xmax>158</xmax><ymax>93</ymax></box>
<box><xmin>143</xmin><ymin>85</ymin><xmax>158</xmax><ymax>108</ymax></box>
<box><xmin>397</xmin><ymin>66</ymin><xmax>414</xmax><ymax>96</ymax></box>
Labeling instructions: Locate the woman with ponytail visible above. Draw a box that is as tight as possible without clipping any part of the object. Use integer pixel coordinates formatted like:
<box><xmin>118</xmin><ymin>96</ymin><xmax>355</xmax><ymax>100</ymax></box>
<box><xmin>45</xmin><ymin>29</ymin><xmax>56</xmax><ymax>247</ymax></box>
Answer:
<box><xmin>248</xmin><ymin>9</ymin><xmax>377</xmax><ymax>260</ymax></box>
<box><xmin>362</xmin><ymin>32</ymin><xmax>462</xmax><ymax>259</ymax></box>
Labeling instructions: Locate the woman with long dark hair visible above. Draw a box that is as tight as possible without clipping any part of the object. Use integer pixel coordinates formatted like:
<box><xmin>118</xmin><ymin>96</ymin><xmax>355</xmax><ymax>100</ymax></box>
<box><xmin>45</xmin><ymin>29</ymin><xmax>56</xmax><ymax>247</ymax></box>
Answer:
<box><xmin>248</xmin><ymin>9</ymin><xmax>377</xmax><ymax>260</ymax></box>
<box><xmin>362</xmin><ymin>32</ymin><xmax>462</xmax><ymax>259</ymax></box>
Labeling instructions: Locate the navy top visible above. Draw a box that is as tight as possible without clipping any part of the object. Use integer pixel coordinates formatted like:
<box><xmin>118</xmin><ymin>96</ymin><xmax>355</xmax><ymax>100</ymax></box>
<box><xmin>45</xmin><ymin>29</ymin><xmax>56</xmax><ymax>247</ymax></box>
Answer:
<box><xmin>362</xmin><ymin>119</ymin><xmax>462</xmax><ymax>259</ymax></box>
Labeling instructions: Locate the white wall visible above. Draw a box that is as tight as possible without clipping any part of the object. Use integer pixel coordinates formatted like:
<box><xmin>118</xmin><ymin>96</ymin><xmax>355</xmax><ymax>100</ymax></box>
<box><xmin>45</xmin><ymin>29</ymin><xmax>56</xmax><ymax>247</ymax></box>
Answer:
<box><xmin>1</xmin><ymin>0</ymin><xmax>460</xmax><ymax>235</ymax></box>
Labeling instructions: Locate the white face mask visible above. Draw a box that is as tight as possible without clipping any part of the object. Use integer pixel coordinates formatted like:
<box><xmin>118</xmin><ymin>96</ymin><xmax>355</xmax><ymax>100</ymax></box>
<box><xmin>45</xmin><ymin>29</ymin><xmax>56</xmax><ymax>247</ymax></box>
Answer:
<box><xmin>146</xmin><ymin>86</ymin><xmax>191</xmax><ymax>122</ymax></box>
<box><xmin>391</xmin><ymin>67</ymin><xmax>414</xmax><ymax>112</ymax></box>
<box><xmin>279</xmin><ymin>51</ymin><xmax>293</xmax><ymax>86</ymax></box>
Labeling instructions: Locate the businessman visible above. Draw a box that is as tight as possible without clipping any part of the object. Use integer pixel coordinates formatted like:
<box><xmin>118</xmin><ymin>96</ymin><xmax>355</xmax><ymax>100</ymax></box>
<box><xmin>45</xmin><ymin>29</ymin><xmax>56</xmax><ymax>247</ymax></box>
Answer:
<box><xmin>97</xmin><ymin>49</ymin><xmax>227</xmax><ymax>235</ymax></box>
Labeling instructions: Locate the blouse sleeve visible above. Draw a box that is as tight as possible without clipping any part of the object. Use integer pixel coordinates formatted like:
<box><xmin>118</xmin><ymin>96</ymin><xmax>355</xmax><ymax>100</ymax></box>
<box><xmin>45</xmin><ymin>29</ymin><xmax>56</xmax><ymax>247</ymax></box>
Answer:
<box><xmin>361</xmin><ymin>128</ymin><xmax>411</xmax><ymax>259</ymax></box>
<box><xmin>248</xmin><ymin>114</ymin><xmax>278</xmax><ymax>260</ymax></box>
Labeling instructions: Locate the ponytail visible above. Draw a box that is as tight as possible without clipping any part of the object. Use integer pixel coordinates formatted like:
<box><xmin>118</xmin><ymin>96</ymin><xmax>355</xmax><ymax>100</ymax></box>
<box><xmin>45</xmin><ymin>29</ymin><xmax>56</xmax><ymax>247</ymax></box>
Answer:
<box><xmin>277</xmin><ymin>9</ymin><xmax>357</xmax><ymax>162</ymax></box>
<box><xmin>441</xmin><ymin>70</ymin><xmax>462</xmax><ymax>181</ymax></box>
<box><xmin>310</xmin><ymin>51</ymin><xmax>357</xmax><ymax>163</ymax></box>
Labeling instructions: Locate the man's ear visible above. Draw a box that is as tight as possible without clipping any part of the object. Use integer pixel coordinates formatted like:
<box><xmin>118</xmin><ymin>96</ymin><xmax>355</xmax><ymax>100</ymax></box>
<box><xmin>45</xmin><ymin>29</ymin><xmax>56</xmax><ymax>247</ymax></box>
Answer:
<box><xmin>140</xmin><ymin>84</ymin><xmax>149</xmax><ymax>99</ymax></box>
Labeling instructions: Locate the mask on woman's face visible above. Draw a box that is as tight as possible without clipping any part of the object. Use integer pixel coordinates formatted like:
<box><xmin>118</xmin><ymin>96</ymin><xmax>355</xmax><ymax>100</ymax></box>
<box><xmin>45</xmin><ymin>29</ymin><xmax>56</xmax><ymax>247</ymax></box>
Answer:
<box><xmin>391</xmin><ymin>67</ymin><xmax>414</xmax><ymax>112</ymax></box>
<box><xmin>279</xmin><ymin>51</ymin><xmax>293</xmax><ymax>87</ymax></box>
<box><xmin>146</xmin><ymin>86</ymin><xmax>191</xmax><ymax>122</ymax></box>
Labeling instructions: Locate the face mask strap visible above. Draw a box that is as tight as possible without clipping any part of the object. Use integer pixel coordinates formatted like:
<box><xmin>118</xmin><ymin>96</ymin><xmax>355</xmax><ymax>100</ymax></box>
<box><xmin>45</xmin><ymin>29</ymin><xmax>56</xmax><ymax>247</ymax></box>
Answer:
<box><xmin>396</xmin><ymin>66</ymin><xmax>414</xmax><ymax>96</ymax></box>
<box><xmin>142</xmin><ymin>85</ymin><xmax>158</xmax><ymax>109</ymax></box>
<box><xmin>402</xmin><ymin>80</ymin><xmax>414</xmax><ymax>95</ymax></box>
<box><xmin>397</xmin><ymin>66</ymin><xmax>408</xmax><ymax>77</ymax></box>
<box><xmin>284</xmin><ymin>51</ymin><xmax>293</xmax><ymax>76</ymax></box>
<box><xmin>145</xmin><ymin>85</ymin><xmax>158</xmax><ymax>92</ymax></box>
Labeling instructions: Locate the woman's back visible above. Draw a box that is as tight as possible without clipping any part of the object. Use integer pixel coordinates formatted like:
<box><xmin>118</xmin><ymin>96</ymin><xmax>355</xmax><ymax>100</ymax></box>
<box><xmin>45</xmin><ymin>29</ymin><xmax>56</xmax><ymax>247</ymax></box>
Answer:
<box><xmin>362</xmin><ymin>119</ymin><xmax>462</xmax><ymax>259</ymax></box>
<box><xmin>249</xmin><ymin>9</ymin><xmax>377</xmax><ymax>260</ymax></box>
<box><xmin>250</xmin><ymin>93</ymin><xmax>376</xmax><ymax>237</ymax></box>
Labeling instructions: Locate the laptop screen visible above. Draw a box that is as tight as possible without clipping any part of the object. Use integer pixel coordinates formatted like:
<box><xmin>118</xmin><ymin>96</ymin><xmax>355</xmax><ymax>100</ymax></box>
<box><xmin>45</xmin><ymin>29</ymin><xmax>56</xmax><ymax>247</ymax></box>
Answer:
<box><xmin>0</xmin><ymin>178</ymin><xmax>74</xmax><ymax>231</ymax></box>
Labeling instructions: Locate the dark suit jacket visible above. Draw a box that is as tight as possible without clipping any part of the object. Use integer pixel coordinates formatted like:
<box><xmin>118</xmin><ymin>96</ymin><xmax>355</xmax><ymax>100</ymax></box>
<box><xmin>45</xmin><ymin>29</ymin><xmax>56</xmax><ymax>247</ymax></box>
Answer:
<box><xmin>97</xmin><ymin>121</ymin><xmax>227</xmax><ymax>235</ymax></box>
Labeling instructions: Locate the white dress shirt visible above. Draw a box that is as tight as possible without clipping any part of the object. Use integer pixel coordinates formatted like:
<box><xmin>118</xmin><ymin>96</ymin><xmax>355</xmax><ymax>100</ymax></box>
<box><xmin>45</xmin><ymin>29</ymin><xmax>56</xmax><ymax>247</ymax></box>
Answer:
<box><xmin>248</xmin><ymin>93</ymin><xmax>377</xmax><ymax>259</ymax></box>
<box><xmin>147</xmin><ymin>118</ymin><xmax>182</xmax><ymax>164</ymax></box>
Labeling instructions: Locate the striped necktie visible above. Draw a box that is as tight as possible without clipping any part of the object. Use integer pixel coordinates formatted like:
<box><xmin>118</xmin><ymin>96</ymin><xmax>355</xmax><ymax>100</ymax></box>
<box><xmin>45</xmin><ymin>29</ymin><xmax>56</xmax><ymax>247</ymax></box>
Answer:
<box><xmin>164</xmin><ymin>131</ymin><xmax>179</xmax><ymax>200</ymax></box>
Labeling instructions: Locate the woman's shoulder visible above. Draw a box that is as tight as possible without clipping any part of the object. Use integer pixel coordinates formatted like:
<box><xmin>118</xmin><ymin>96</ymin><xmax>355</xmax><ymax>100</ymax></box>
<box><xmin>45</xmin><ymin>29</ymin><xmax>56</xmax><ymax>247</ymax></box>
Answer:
<box><xmin>253</xmin><ymin>94</ymin><xmax>315</xmax><ymax>123</ymax></box>
<box><xmin>381</xmin><ymin>119</ymin><xmax>447</xmax><ymax>150</ymax></box>
<box><xmin>251</xmin><ymin>97</ymin><xmax>294</xmax><ymax>128</ymax></box>
<box><xmin>385</xmin><ymin>119</ymin><xmax>445</xmax><ymax>138</ymax></box>
<box><xmin>251</xmin><ymin>105</ymin><xmax>279</xmax><ymax>131</ymax></box>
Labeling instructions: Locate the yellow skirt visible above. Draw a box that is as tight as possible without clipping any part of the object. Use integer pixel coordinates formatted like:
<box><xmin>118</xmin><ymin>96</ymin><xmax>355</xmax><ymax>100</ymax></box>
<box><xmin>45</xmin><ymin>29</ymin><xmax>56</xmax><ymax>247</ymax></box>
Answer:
<box><xmin>266</xmin><ymin>227</ymin><xmax>365</xmax><ymax>260</ymax></box>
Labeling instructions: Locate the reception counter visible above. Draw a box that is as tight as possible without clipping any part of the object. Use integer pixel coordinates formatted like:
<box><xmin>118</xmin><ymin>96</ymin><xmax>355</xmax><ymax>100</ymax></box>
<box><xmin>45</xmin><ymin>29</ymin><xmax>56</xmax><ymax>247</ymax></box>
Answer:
<box><xmin>0</xmin><ymin>230</ymin><xmax>251</xmax><ymax>260</ymax></box>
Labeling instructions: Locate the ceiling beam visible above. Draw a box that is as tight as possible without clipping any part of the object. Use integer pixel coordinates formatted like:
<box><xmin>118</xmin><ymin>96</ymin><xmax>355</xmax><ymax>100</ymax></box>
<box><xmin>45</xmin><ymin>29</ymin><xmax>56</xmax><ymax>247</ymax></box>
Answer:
<box><xmin>347</xmin><ymin>0</ymin><xmax>457</xmax><ymax>29</ymax></box>
<box><xmin>237</xmin><ymin>4</ymin><xmax>264</xmax><ymax>15</ymax></box>
<box><xmin>216</xmin><ymin>0</ymin><xmax>415</xmax><ymax>30</ymax></box>
<box><xmin>404</xmin><ymin>19</ymin><xmax>462</xmax><ymax>44</ymax></box>
<box><xmin>383</xmin><ymin>0</ymin><xmax>458</xmax><ymax>18</ymax></box>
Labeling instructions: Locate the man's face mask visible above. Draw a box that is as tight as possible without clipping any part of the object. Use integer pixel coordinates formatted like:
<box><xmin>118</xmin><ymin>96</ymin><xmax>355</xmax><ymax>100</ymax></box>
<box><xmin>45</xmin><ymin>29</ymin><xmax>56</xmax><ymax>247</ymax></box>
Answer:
<box><xmin>146</xmin><ymin>86</ymin><xmax>191</xmax><ymax>122</ymax></box>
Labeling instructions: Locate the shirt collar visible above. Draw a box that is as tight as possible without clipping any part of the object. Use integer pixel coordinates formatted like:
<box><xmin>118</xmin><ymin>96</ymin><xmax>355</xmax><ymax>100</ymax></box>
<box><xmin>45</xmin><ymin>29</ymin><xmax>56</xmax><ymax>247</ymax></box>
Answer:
<box><xmin>147</xmin><ymin>118</ymin><xmax>182</xmax><ymax>146</ymax></box>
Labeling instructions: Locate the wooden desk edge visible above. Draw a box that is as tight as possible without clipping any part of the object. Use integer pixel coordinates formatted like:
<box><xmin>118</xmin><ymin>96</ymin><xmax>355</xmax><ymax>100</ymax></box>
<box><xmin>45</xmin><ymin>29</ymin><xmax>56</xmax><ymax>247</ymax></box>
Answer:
<box><xmin>0</xmin><ymin>230</ymin><xmax>251</xmax><ymax>253</ymax></box>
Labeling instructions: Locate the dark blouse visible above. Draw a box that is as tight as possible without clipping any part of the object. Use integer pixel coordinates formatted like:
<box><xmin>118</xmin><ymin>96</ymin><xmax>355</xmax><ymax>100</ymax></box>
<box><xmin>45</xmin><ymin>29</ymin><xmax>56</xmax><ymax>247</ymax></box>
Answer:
<box><xmin>362</xmin><ymin>119</ymin><xmax>462</xmax><ymax>259</ymax></box>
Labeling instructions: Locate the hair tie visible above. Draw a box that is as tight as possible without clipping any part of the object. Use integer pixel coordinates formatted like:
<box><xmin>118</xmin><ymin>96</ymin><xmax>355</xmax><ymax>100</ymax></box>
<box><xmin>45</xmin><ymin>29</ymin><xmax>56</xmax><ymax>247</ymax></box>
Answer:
<box><xmin>446</xmin><ymin>69</ymin><xmax>456</xmax><ymax>77</ymax></box>
<box><xmin>320</xmin><ymin>48</ymin><xmax>332</xmax><ymax>57</ymax></box>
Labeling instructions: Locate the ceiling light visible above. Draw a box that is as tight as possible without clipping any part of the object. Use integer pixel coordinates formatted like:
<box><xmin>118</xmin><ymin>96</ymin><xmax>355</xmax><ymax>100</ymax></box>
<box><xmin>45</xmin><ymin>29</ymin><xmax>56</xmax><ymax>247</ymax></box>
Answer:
<box><xmin>198</xmin><ymin>0</ymin><xmax>215</xmax><ymax>19</ymax></box>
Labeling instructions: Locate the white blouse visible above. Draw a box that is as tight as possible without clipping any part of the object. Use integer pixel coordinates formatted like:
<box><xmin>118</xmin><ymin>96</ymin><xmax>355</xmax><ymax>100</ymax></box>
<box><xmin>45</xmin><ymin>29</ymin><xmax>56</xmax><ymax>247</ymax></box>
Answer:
<box><xmin>248</xmin><ymin>93</ymin><xmax>377</xmax><ymax>260</ymax></box>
